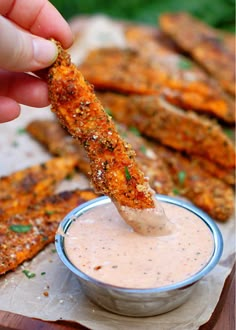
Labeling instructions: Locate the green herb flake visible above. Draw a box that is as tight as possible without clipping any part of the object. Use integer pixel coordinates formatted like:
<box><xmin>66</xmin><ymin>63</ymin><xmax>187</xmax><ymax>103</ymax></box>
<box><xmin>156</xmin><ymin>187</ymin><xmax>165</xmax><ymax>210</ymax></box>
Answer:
<box><xmin>41</xmin><ymin>272</ymin><xmax>46</xmax><ymax>276</ymax></box>
<box><xmin>22</xmin><ymin>269</ymin><xmax>36</xmax><ymax>279</ymax></box>
<box><xmin>51</xmin><ymin>248</ymin><xmax>56</xmax><ymax>253</ymax></box>
<box><xmin>139</xmin><ymin>145</ymin><xmax>147</xmax><ymax>154</ymax></box>
<box><xmin>104</xmin><ymin>107</ymin><xmax>113</xmax><ymax>116</ymax></box>
<box><xmin>178</xmin><ymin>58</ymin><xmax>193</xmax><ymax>70</ymax></box>
<box><xmin>9</xmin><ymin>224</ymin><xmax>32</xmax><ymax>233</ymax></box>
<box><xmin>119</xmin><ymin>130</ymin><xmax>127</xmax><ymax>138</ymax></box>
<box><xmin>17</xmin><ymin>128</ymin><xmax>26</xmax><ymax>135</ymax></box>
<box><xmin>178</xmin><ymin>171</ymin><xmax>186</xmax><ymax>185</ymax></box>
<box><xmin>124</xmin><ymin>166</ymin><xmax>132</xmax><ymax>181</ymax></box>
<box><xmin>11</xmin><ymin>141</ymin><xmax>19</xmax><ymax>147</ymax></box>
<box><xmin>129</xmin><ymin>126</ymin><xmax>141</xmax><ymax>136</ymax></box>
<box><xmin>223</xmin><ymin>128</ymin><xmax>233</xmax><ymax>139</ymax></box>
<box><xmin>172</xmin><ymin>187</ymin><xmax>180</xmax><ymax>195</ymax></box>
<box><xmin>65</xmin><ymin>171</ymin><xmax>75</xmax><ymax>180</ymax></box>
<box><xmin>45</xmin><ymin>210</ymin><xmax>56</xmax><ymax>215</ymax></box>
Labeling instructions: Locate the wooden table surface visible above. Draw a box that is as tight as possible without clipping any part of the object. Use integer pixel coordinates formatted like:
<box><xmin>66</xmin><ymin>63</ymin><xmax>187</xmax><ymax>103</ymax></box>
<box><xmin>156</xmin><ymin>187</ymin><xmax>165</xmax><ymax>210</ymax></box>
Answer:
<box><xmin>0</xmin><ymin>264</ymin><xmax>234</xmax><ymax>330</ymax></box>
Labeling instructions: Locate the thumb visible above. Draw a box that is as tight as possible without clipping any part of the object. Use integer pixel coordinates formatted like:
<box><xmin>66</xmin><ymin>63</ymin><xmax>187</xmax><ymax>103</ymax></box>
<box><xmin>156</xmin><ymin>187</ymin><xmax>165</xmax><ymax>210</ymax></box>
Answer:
<box><xmin>0</xmin><ymin>16</ymin><xmax>58</xmax><ymax>72</ymax></box>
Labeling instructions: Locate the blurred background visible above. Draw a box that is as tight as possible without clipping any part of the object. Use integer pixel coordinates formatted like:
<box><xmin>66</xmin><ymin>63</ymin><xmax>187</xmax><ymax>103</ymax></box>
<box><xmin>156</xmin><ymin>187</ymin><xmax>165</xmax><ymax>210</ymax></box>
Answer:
<box><xmin>51</xmin><ymin>0</ymin><xmax>235</xmax><ymax>31</ymax></box>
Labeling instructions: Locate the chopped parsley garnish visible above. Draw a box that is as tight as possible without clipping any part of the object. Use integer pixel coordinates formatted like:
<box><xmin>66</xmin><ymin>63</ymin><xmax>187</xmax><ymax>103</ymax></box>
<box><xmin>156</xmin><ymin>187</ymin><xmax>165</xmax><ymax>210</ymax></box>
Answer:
<box><xmin>22</xmin><ymin>270</ymin><xmax>36</xmax><ymax>279</ymax></box>
<box><xmin>41</xmin><ymin>272</ymin><xmax>46</xmax><ymax>276</ymax></box>
<box><xmin>16</xmin><ymin>128</ymin><xmax>26</xmax><ymax>135</ymax></box>
<box><xmin>9</xmin><ymin>224</ymin><xmax>32</xmax><ymax>233</ymax></box>
<box><xmin>172</xmin><ymin>187</ymin><xmax>180</xmax><ymax>195</ymax></box>
<box><xmin>104</xmin><ymin>107</ymin><xmax>113</xmax><ymax>116</ymax></box>
<box><xmin>178</xmin><ymin>58</ymin><xmax>193</xmax><ymax>70</ymax></box>
<box><xmin>129</xmin><ymin>126</ymin><xmax>141</xmax><ymax>136</ymax></box>
<box><xmin>139</xmin><ymin>145</ymin><xmax>147</xmax><ymax>154</ymax></box>
<box><xmin>124</xmin><ymin>166</ymin><xmax>132</xmax><ymax>181</ymax></box>
<box><xmin>65</xmin><ymin>171</ymin><xmax>75</xmax><ymax>180</ymax></box>
<box><xmin>223</xmin><ymin>128</ymin><xmax>233</xmax><ymax>139</ymax></box>
<box><xmin>120</xmin><ymin>131</ymin><xmax>127</xmax><ymax>138</ymax></box>
<box><xmin>45</xmin><ymin>210</ymin><xmax>56</xmax><ymax>215</ymax></box>
<box><xmin>11</xmin><ymin>141</ymin><xmax>19</xmax><ymax>147</ymax></box>
<box><xmin>178</xmin><ymin>171</ymin><xmax>186</xmax><ymax>185</ymax></box>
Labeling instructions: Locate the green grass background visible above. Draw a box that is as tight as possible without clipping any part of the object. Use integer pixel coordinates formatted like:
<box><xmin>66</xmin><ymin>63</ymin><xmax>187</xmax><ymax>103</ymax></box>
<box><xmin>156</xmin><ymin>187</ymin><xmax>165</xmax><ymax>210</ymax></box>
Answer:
<box><xmin>50</xmin><ymin>0</ymin><xmax>235</xmax><ymax>32</ymax></box>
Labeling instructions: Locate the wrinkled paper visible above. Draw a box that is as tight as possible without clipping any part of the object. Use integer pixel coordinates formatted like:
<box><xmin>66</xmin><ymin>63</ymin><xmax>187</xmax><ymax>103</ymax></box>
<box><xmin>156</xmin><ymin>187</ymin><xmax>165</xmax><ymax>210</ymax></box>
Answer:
<box><xmin>0</xmin><ymin>16</ymin><xmax>235</xmax><ymax>330</ymax></box>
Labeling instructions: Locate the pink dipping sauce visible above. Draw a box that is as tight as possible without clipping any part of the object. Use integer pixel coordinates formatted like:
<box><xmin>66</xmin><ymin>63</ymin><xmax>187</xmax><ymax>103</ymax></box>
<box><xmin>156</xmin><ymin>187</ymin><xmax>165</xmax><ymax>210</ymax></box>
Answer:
<box><xmin>64</xmin><ymin>202</ymin><xmax>214</xmax><ymax>289</ymax></box>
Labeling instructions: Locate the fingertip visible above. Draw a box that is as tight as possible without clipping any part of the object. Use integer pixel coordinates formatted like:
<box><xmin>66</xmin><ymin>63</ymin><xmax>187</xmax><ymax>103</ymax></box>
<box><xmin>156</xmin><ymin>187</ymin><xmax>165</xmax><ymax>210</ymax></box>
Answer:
<box><xmin>32</xmin><ymin>38</ymin><xmax>58</xmax><ymax>67</ymax></box>
<box><xmin>62</xmin><ymin>30</ymin><xmax>74</xmax><ymax>49</ymax></box>
<box><xmin>28</xmin><ymin>79</ymin><xmax>50</xmax><ymax>108</ymax></box>
<box><xmin>33</xmin><ymin>1</ymin><xmax>74</xmax><ymax>50</ymax></box>
<box><xmin>0</xmin><ymin>97</ymin><xmax>21</xmax><ymax>123</ymax></box>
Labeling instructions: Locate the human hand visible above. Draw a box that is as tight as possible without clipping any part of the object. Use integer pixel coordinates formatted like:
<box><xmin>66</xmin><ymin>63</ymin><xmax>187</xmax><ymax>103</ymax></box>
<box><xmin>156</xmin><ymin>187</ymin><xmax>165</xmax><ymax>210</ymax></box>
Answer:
<box><xmin>0</xmin><ymin>0</ymin><xmax>73</xmax><ymax>123</ymax></box>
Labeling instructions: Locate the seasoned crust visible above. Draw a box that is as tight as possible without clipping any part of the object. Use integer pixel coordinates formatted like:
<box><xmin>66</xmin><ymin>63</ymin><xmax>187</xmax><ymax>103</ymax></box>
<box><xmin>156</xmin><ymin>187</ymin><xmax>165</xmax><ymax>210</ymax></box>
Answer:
<box><xmin>0</xmin><ymin>189</ymin><xmax>97</xmax><ymax>275</ymax></box>
<box><xmin>27</xmin><ymin>119</ymin><xmax>174</xmax><ymax>196</ymax></box>
<box><xmin>26</xmin><ymin>118</ymin><xmax>234</xmax><ymax>221</ymax></box>
<box><xmin>47</xmin><ymin>41</ymin><xmax>155</xmax><ymax>209</ymax></box>
<box><xmin>0</xmin><ymin>157</ymin><xmax>77</xmax><ymax>221</ymax></box>
<box><xmin>97</xmin><ymin>92</ymin><xmax>235</xmax><ymax>168</ymax></box>
<box><xmin>79</xmin><ymin>47</ymin><xmax>235</xmax><ymax>123</ymax></box>
<box><xmin>153</xmin><ymin>144</ymin><xmax>234</xmax><ymax>222</ymax></box>
<box><xmin>159</xmin><ymin>12</ymin><xmax>235</xmax><ymax>96</ymax></box>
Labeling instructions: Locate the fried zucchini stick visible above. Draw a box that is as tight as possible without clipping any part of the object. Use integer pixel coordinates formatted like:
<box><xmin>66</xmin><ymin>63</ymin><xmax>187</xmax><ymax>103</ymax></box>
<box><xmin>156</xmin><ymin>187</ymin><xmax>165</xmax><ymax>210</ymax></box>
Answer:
<box><xmin>117</xmin><ymin>124</ymin><xmax>174</xmax><ymax>195</ymax></box>
<box><xmin>79</xmin><ymin>47</ymin><xmax>235</xmax><ymax>123</ymax></box>
<box><xmin>187</xmin><ymin>155</ymin><xmax>235</xmax><ymax>186</ymax></box>
<box><xmin>98</xmin><ymin>92</ymin><xmax>235</xmax><ymax>168</ymax></box>
<box><xmin>159</xmin><ymin>12</ymin><xmax>235</xmax><ymax>96</ymax></box>
<box><xmin>27</xmin><ymin>119</ymin><xmax>234</xmax><ymax>221</ymax></box>
<box><xmin>0</xmin><ymin>157</ymin><xmax>77</xmax><ymax>220</ymax></box>
<box><xmin>27</xmin><ymin>119</ymin><xmax>174</xmax><ymax>196</ymax></box>
<box><xmin>79</xmin><ymin>47</ymin><xmax>160</xmax><ymax>95</ymax></box>
<box><xmin>153</xmin><ymin>144</ymin><xmax>234</xmax><ymax>221</ymax></box>
<box><xmin>0</xmin><ymin>189</ymin><xmax>97</xmax><ymax>275</ymax></box>
<box><xmin>27</xmin><ymin>119</ymin><xmax>91</xmax><ymax>174</ymax></box>
<box><xmin>47</xmin><ymin>42</ymin><xmax>169</xmax><ymax>236</ymax></box>
<box><xmin>124</xmin><ymin>24</ymin><xmax>179</xmax><ymax>55</ymax></box>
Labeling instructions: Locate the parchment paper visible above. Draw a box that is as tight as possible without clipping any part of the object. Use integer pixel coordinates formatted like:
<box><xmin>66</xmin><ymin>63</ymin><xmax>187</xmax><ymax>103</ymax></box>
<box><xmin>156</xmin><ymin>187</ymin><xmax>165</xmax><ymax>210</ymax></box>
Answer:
<box><xmin>0</xmin><ymin>16</ymin><xmax>235</xmax><ymax>330</ymax></box>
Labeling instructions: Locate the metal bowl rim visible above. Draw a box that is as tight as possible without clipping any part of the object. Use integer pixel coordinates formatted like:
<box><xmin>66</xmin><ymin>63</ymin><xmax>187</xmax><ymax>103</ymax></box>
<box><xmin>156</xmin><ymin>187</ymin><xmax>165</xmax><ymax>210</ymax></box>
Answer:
<box><xmin>55</xmin><ymin>194</ymin><xmax>223</xmax><ymax>294</ymax></box>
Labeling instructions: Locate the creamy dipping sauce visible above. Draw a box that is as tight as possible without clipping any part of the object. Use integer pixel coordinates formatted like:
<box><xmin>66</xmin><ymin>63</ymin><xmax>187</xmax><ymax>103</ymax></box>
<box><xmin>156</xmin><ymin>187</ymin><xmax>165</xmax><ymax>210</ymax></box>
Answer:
<box><xmin>116</xmin><ymin>197</ymin><xmax>173</xmax><ymax>236</ymax></box>
<box><xmin>64</xmin><ymin>202</ymin><xmax>214</xmax><ymax>289</ymax></box>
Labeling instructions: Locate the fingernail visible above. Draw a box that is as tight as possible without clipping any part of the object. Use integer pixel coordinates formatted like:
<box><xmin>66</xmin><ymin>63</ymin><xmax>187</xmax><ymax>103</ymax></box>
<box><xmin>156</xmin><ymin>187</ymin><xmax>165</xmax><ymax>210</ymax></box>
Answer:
<box><xmin>32</xmin><ymin>38</ymin><xmax>58</xmax><ymax>66</ymax></box>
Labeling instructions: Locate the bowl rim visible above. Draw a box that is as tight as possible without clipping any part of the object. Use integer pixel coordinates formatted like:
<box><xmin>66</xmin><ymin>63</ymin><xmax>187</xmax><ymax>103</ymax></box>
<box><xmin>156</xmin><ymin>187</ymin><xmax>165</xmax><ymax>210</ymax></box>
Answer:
<box><xmin>55</xmin><ymin>194</ymin><xmax>223</xmax><ymax>293</ymax></box>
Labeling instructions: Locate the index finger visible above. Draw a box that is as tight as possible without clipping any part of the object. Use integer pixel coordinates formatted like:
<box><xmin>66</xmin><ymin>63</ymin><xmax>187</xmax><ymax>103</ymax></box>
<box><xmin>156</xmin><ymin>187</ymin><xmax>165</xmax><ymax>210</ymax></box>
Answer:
<box><xmin>0</xmin><ymin>0</ymin><xmax>73</xmax><ymax>48</ymax></box>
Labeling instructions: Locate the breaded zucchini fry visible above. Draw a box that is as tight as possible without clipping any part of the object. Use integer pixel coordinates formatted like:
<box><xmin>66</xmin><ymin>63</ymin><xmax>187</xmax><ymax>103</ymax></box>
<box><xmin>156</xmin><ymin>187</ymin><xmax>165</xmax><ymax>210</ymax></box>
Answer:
<box><xmin>79</xmin><ymin>47</ymin><xmax>160</xmax><ymax>95</ymax></box>
<box><xmin>159</xmin><ymin>12</ymin><xmax>235</xmax><ymax>96</ymax></box>
<box><xmin>27</xmin><ymin>119</ymin><xmax>234</xmax><ymax>221</ymax></box>
<box><xmin>0</xmin><ymin>189</ymin><xmax>97</xmax><ymax>275</ymax></box>
<box><xmin>153</xmin><ymin>144</ymin><xmax>234</xmax><ymax>222</ymax></box>
<box><xmin>0</xmin><ymin>157</ymin><xmax>77</xmax><ymax>220</ymax></box>
<box><xmin>124</xmin><ymin>24</ymin><xmax>179</xmax><ymax>56</ymax></box>
<box><xmin>161</xmin><ymin>87</ymin><xmax>235</xmax><ymax>124</ymax></box>
<box><xmin>187</xmin><ymin>155</ymin><xmax>235</xmax><ymax>186</ymax></box>
<box><xmin>97</xmin><ymin>92</ymin><xmax>235</xmax><ymax>168</ymax></box>
<box><xmin>27</xmin><ymin>119</ymin><xmax>91</xmax><ymax>174</ymax></box>
<box><xmin>117</xmin><ymin>124</ymin><xmax>174</xmax><ymax>195</ymax></box>
<box><xmin>47</xmin><ymin>42</ymin><xmax>155</xmax><ymax>214</ymax></box>
<box><xmin>79</xmin><ymin>47</ymin><xmax>235</xmax><ymax>123</ymax></box>
<box><xmin>47</xmin><ymin>42</ymin><xmax>175</xmax><ymax>236</ymax></box>
<box><xmin>27</xmin><ymin>119</ymin><xmax>174</xmax><ymax>196</ymax></box>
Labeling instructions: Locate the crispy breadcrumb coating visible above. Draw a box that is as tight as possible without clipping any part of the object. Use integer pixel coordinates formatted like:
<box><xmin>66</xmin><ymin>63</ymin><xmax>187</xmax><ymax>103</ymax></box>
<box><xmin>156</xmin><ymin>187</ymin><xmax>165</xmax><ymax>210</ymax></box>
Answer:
<box><xmin>0</xmin><ymin>189</ymin><xmax>97</xmax><ymax>275</ymax></box>
<box><xmin>159</xmin><ymin>12</ymin><xmax>235</xmax><ymax>96</ymax></box>
<box><xmin>27</xmin><ymin>119</ymin><xmax>174</xmax><ymax>195</ymax></box>
<box><xmin>0</xmin><ymin>157</ymin><xmax>77</xmax><ymax>221</ymax></box>
<box><xmin>47</xmin><ymin>41</ymin><xmax>155</xmax><ymax>210</ymax></box>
